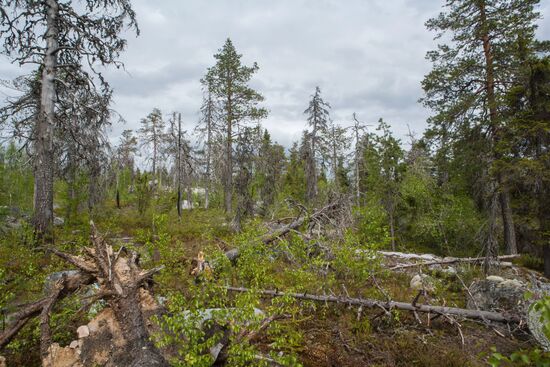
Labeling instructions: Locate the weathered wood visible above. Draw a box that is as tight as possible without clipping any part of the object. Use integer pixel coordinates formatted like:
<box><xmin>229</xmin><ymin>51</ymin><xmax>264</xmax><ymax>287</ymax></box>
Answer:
<box><xmin>225</xmin><ymin>198</ymin><xmax>346</xmax><ymax>261</ymax></box>
<box><xmin>225</xmin><ymin>286</ymin><xmax>520</xmax><ymax>323</ymax></box>
<box><xmin>389</xmin><ymin>254</ymin><xmax>520</xmax><ymax>271</ymax></box>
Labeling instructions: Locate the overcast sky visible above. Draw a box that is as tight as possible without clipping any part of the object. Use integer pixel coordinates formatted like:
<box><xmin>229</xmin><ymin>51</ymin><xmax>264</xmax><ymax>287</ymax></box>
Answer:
<box><xmin>1</xmin><ymin>0</ymin><xmax>550</xmax><ymax>148</ymax></box>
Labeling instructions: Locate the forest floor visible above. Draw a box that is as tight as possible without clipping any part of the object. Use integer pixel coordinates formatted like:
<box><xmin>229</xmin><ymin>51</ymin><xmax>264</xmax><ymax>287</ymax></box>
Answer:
<box><xmin>0</xmin><ymin>201</ymin><xmax>544</xmax><ymax>367</ymax></box>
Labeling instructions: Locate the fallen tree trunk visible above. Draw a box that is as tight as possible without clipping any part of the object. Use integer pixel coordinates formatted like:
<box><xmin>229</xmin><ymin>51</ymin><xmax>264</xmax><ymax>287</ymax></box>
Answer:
<box><xmin>225</xmin><ymin>286</ymin><xmax>520</xmax><ymax>323</ymax></box>
<box><xmin>388</xmin><ymin>254</ymin><xmax>520</xmax><ymax>271</ymax></box>
<box><xmin>225</xmin><ymin>198</ymin><xmax>347</xmax><ymax>262</ymax></box>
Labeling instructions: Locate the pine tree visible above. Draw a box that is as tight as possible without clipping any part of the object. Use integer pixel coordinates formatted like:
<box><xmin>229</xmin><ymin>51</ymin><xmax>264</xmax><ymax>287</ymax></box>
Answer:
<box><xmin>139</xmin><ymin>108</ymin><xmax>166</xmax><ymax>183</ymax></box>
<box><xmin>203</xmin><ymin>38</ymin><xmax>267</xmax><ymax>213</ymax></box>
<box><xmin>421</xmin><ymin>0</ymin><xmax>544</xmax><ymax>255</ymax></box>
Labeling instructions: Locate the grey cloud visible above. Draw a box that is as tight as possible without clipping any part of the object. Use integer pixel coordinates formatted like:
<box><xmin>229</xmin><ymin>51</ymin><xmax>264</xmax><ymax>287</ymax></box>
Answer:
<box><xmin>1</xmin><ymin>0</ymin><xmax>549</xmax><ymax>149</ymax></box>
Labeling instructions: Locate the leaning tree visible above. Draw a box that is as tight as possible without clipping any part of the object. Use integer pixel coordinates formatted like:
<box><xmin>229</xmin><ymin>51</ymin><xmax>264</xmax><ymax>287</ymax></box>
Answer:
<box><xmin>0</xmin><ymin>0</ymin><xmax>138</xmax><ymax>235</ymax></box>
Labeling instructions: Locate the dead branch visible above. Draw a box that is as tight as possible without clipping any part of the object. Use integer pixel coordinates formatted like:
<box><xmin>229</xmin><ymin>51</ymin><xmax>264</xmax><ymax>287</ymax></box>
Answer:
<box><xmin>388</xmin><ymin>254</ymin><xmax>520</xmax><ymax>271</ymax></box>
<box><xmin>225</xmin><ymin>286</ymin><xmax>520</xmax><ymax>324</ymax></box>
<box><xmin>0</xmin><ymin>271</ymin><xmax>94</xmax><ymax>349</ymax></box>
<box><xmin>225</xmin><ymin>197</ymin><xmax>349</xmax><ymax>262</ymax></box>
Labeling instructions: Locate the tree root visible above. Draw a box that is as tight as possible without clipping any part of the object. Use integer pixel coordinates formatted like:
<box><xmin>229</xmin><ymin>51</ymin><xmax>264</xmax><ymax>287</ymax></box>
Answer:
<box><xmin>0</xmin><ymin>221</ymin><xmax>168</xmax><ymax>367</ymax></box>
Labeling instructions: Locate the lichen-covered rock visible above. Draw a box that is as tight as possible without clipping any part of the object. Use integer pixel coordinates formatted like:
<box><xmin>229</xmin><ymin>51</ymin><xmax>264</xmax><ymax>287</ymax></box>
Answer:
<box><xmin>410</xmin><ymin>274</ymin><xmax>436</xmax><ymax>293</ymax></box>
<box><xmin>528</xmin><ymin>305</ymin><xmax>550</xmax><ymax>352</ymax></box>
<box><xmin>467</xmin><ymin>276</ymin><xmax>526</xmax><ymax>312</ymax></box>
<box><xmin>44</xmin><ymin>270</ymin><xmax>81</xmax><ymax>294</ymax></box>
<box><xmin>54</xmin><ymin>216</ymin><xmax>65</xmax><ymax>226</ymax></box>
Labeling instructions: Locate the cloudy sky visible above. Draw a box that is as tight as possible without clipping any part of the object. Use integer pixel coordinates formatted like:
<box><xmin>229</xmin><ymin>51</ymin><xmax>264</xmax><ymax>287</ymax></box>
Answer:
<box><xmin>2</xmin><ymin>0</ymin><xmax>550</xmax><ymax>148</ymax></box>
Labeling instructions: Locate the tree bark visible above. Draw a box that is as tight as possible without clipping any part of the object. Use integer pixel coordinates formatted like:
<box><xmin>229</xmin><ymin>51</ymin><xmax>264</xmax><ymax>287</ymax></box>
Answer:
<box><xmin>33</xmin><ymin>0</ymin><xmax>59</xmax><ymax>235</ymax></box>
<box><xmin>498</xmin><ymin>186</ymin><xmax>518</xmax><ymax>255</ymax></box>
<box><xmin>543</xmin><ymin>244</ymin><xmax>550</xmax><ymax>279</ymax></box>
<box><xmin>389</xmin><ymin>211</ymin><xmax>396</xmax><ymax>251</ymax></box>
<box><xmin>177</xmin><ymin>113</ymin><xmax>182</xmax><ymax>218</ymax></box>
<box><xmin>225</xmin><ymin>92</ymin><xmax>233</xmax><ymax>213</ymax></box>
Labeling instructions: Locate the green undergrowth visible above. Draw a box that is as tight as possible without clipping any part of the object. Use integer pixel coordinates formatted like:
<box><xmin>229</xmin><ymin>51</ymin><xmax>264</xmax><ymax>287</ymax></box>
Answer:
<box><xmin>0</xmin><ymin>200</ymin><xmax>545</xmax><ymax>366</ymax></box>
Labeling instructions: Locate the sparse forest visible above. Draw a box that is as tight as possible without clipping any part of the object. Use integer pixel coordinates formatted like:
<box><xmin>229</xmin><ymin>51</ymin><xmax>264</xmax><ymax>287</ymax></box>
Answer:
<box><xmin>0</xmin><ymin>0</ymin><xmax>549</xmax><ymax>366</ymax></box>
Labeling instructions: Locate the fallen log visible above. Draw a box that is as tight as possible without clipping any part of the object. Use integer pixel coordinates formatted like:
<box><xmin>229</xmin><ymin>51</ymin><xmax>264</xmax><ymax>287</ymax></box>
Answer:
<box><xmin>225</xmin><ymin>286</ymin><xmax>520</xmax><ymax>323</ymax></box>
<box><xmin>225</xmin><ymin>197</ymin><xmax>347</xmax><ymax>262</ymax></box>
<box><xmin>388</xmin><ymin>254</ymin><xmax>520</xmax><ymax>271</ymax></box>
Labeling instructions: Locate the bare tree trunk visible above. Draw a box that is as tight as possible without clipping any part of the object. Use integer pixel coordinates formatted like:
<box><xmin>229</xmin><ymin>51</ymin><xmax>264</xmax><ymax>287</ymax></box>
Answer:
<box><xmin>88</xmin><ymin>161</ymin><xmax>101</xmax><ymax>212</ymax></box>
<box><xmin>544</xmin><ymin>244</ymin><xmax>550</xmax><ymax>279</ymax></box>
<box><xmin>225</xmin><ymin>106</ymin><xmax>233</xmax><ymax>213</ymax></box>
<box><xmin>33</xmin><ymin>0</ymin><xmax>59</xmax><ymax>235</ymax></box>
<box><xmin>354</xmin><ymin>131</ymin><xmax>361</xmax><ymax>205</ymax></box>
<box><xmin>116</xmin><ymin>173</ymin><xmax>121</xmax><ymax>209</ymax></box>
<box><xmin>152</xmin><ymin>137</ymin><xmax>157</xmax><ymax>184</ymax></box>
<box><xmin>185</xmin><ymin>181</ymin><xmax>193</xmax><ymax>209</ymax></box>
<box><xmin>389</xmin><ymin>211</ymin><xmax>396</xmax><ymax>251</ymax></box>
<box><xmin>177</xmin><ymin>113</ymin><xmax>182</xmax><ymax>218</ymax></box>
<box><xmin>499</xmin><ymin>186</ymin><xmax>518</xmax><ymax>255</ymax></box>
<box><xmin>204</xmin><ymin>184</ymin><xmax>210</xmax><ymax>209</ymax></box>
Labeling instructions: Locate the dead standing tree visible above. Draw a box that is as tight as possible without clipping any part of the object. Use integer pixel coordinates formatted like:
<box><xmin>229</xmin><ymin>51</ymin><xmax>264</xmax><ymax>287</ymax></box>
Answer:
<box><xmin>0</xmin><ymin>223</ymin><xmax>168</xmax><ymax>366</ymax></box>
<box><xmin>0</xmin><ymin>0</ymin><xmax>138</xmax><ymax>235</ymax></box>
<box><xmin>196</xmin><ymin>82</ymin><xmax>220</xmax><ymax>209</ymax></box>
<box><xmin>167</xmin><ymin>112</ymin><xmax>194</xmax><ymax>217</ymax></box>
<box><xmin>139</xmin><ymin>108</ymin><xmax>166</xmax><ymax>188</ymax></box>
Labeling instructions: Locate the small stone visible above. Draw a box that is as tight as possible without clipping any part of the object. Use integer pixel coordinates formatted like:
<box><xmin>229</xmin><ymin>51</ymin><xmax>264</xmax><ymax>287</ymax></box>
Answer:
<box><xmin>442</xmin><ymin>266</ymin><xmax>457</xmax><ymax>275</ymax></box>
<box><xmin>410</xmin><ymin>274</ymin><xmax>435</xmax><ymax>293</ymax></box>
<box><xmin>498</xmin><ymin>279</ymin><xmax>524</xmax><ymax>289</ymax></box>
<box><xmin>77</xmin><ymin>325</ymin><xmax>90</xmax><ymax>338</ymax></box>
<box><xmin>88</xmin><ymin>321</ymin><xmax>99</xmax><ymax>334</ymax></box>
<box><xmin>69</xmin><ymin>340</ymin><xmax>79</xmax><ymax>349</ymax></box>
<box><xmin>54</xmin><ymin>216</ymin><xmax>65</xmax><ymax>226</ymax></box>
<box><xmin>486</xmin><ymin>275</ymin><xmax>505</xmax><ymax>283</ymax></box>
